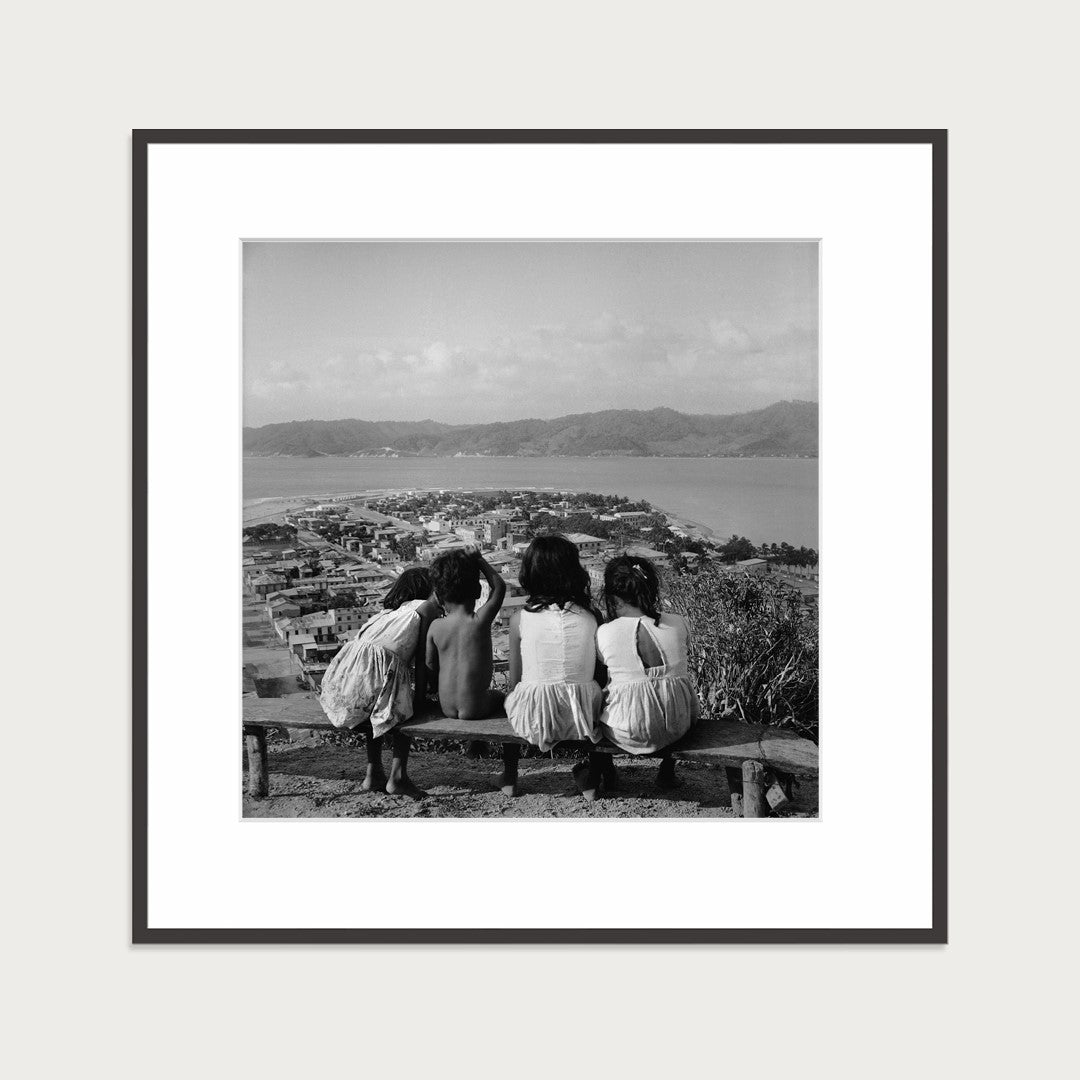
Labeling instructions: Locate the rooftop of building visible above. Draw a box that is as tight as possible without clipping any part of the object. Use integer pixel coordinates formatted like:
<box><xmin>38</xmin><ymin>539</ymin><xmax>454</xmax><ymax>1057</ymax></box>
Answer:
<box><xmin>623</xmin><ymin>545</ymin><xmax>670</xmax><ymax>560</ymax></box>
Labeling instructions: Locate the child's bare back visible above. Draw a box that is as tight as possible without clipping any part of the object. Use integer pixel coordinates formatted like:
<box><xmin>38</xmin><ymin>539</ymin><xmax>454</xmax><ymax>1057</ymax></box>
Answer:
<box><xmin>428</xmin><ymin>612</ymin><xmax>503</xmax><ymax>720</ymax></box>
<box><xmin>426</xmin><ymin>549</ymin><xmax>507</xmax><ymax>722</ymax></box>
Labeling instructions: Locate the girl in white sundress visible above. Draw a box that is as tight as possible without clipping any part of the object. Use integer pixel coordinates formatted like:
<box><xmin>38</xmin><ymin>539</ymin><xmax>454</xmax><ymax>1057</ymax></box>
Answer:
<box><xmin>503</xmin><ymin>534</ymin><xmax>607</xmax><ymax>799</ymax></box>
<box><xmin>596</xmin><ymin>555</ymin><xmax>699</xmax><ymax>789</ymax></box>
<box><xmin>319</xmin><ymin>567</ymin><xmax>440</xmax><ymax>798</ymax></box>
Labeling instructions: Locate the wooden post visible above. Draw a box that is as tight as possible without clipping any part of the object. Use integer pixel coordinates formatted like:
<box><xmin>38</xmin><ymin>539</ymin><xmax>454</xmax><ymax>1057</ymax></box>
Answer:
<box><xmin>725</xmin><ymin>766</ymin><xmax>743</xmax><ymax>815</ymax></box>
<box><xmin>741</xmin><ymin>760</ymin><xmax>768</xmax><ymax>818</ymax></box>
<box><xmin>244</xmin><ymin>725</ymin><xmax>269</xmax><ymax>798</ymax></box>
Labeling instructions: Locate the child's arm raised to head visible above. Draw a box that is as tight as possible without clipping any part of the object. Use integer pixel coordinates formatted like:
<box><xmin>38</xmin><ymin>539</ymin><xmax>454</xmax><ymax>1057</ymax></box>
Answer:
<box><xmin>473</xmin><ymin>551</ymin><xmax>506</xmax><ymax>624</ymax></box>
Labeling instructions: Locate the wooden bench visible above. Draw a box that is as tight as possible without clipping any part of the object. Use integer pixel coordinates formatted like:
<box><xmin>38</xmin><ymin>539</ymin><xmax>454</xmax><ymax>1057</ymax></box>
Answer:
<box><xmin>242</xmin><ymin>691</ymin><xmax>818</xmax><ymax>816</ymax></box>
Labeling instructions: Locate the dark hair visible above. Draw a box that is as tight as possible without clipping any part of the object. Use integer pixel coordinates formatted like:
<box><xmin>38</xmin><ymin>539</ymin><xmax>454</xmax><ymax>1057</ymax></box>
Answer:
<box><xmin>430</xmin><ymin>550</ymin><xmax>482</xmax><ymax>607</ymax></box>
<box><xmin>382</xmin><ymin>567</ymin><xmax>432</xmax><ymax>610</ymax></box>
<box><xmin>519</xmin><ymin>534</ymin><xmax>600</xmax><ymax>622</ymax></box>
<box><xmin>604</xmin><ymin>554</ymin><xmax>662</xmax><ymax>625</ymax></box>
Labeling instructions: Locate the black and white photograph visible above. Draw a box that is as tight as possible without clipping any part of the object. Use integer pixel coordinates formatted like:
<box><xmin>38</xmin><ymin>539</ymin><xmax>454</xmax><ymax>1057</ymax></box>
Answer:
<box><xmin>242</xmin><ymin>240</ymin><xmax>821</xmax><ymax>818</ymax></box>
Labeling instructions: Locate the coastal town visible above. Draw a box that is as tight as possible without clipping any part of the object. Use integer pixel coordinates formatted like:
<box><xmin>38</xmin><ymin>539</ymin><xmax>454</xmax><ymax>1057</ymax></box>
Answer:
<box><xmin>242</xmin><ymin>487</ymin><xmax>819</xmax><ymax>696</ymax></box>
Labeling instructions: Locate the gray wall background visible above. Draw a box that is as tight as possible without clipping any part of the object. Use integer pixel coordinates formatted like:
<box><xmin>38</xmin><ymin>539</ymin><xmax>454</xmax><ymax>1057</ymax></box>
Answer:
<box><xmin>6</xmin><ymin>2</ymin><xmax>1076</xmax><ymax>1078</ymax></box>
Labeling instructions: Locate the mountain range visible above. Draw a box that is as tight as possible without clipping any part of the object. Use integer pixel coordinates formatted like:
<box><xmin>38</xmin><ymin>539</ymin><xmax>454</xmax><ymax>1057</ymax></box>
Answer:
<box><xmin>242</xmin><ymin>400</ymin><xmax>818</xmax><ymax>458</ymax></box>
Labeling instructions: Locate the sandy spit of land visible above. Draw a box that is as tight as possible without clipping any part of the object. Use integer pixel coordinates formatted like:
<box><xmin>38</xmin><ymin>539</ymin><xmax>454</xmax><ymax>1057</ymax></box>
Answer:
<box><xmin>242</xmin><ymin>496</ymin><xmax>316</xmax><ymax>526</ymax></box>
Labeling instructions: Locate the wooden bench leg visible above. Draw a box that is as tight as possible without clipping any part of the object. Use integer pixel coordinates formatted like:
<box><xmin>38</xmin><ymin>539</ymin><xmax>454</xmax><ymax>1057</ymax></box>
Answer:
<box><xmin>741</xmin><ymin>760</ymin><xmax>769</xmax><ymax>818</ymax></box>
<box><xmin>244</xmin><ymin>725</ymin><xmax>269</xmax><ymax>798</ymax></box>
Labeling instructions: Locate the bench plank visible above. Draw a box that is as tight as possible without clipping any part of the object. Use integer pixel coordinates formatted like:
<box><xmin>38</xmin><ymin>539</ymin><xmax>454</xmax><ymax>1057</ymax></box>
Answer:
<box><xmin>674</xmin><ymin>720</ymin><xmax>820</xmax><ymax>775</ymax></box>
<box><xmin>243</xmin><ymin>692</ymin><xmax>342</xmax><ymax>729</ymax></box>
<box><xmin>241</xmin><ymin>692</ymin><xmax>818</xmax><ymax>775</ymax></box>
<box><xmin>400</xmin><ymin>713</ymin><xmax>530</xmax><ymax>743</ymax></box>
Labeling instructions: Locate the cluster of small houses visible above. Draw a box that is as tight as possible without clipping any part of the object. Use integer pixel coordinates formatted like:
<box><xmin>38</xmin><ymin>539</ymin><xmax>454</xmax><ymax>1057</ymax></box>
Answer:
<box><xmin>244</xmin><ymin>490</ymin><xmax>818</xmax><ymax>689</ymax></box>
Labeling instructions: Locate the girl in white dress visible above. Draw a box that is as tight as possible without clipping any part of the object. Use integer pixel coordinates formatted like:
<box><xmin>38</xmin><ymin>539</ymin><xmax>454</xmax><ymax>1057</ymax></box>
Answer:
<box><xmin>596</xmin><ymin>555</ymin><xmax>699</xmax><ymax>789</ymax></box>
<box><xmin>503</xmin><ymin>535</ymin><xmax>606</xmax><ymax>798</ymax></box>
<box><xmin>319</xmin><ymin>568</ymin><xmax>440</xmax><ymax>797</ymax></box>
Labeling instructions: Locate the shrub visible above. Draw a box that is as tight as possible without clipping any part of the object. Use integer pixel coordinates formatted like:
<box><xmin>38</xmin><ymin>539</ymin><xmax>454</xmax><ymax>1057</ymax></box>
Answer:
<box><xmin>663</xmin><ymin>568</ymin><xmax>818</xmax><ymax>741</ymax></box>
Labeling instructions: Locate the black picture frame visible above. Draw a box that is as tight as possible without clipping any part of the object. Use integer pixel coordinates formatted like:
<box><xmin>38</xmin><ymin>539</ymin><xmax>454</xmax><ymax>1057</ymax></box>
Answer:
<box><xmin>133</xmin><ymin>129</ymin><xmax>947</xmax><ymax>945</ymax></box>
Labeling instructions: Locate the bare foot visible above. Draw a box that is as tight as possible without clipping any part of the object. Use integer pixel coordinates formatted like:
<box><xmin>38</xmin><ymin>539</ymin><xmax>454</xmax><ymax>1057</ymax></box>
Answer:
<box><xmin>385</xmin><ymin>776</ymin><xmax>428</xmax><ymax>799</ymax></box>
<box><xmin>490</xmin><ymin>771</ymin><xmax>518</xmax><ymax>797</ymax></box>
<box><xmin>656</xmin><ymin>759</ymin><xmax>683</xmax><ymax>791</ymax></box>
<box><xmin>361</xmin><ymin>766</ymin><xmax>387</xmax><ymax>793</ymax></box>
<box><xmin>572</xmin><ymin>762</ymin><xmax>599</xmax><ymax>802</ymax></box>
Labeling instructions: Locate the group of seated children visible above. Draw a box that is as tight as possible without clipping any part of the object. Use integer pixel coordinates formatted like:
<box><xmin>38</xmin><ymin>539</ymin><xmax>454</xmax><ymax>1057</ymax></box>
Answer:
<box><xmin>318</xmin><ymin>534</ymin><xmax>699</xmax><ymax>800</ymax></box>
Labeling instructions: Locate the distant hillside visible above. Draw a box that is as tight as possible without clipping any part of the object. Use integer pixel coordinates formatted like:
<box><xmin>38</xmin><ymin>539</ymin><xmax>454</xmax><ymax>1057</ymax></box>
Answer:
<box><xmin>242</xmin><ymin>401</ymin><xmax>818</xmax><ymax>458</ymax></box>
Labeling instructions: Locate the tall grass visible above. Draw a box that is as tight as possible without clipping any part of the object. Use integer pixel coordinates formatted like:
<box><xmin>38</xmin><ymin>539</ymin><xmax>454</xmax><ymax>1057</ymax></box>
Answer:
<box><xmin>663</xmin><ymin>569</ymin><xmax>819</xmax><ymax>741</ymax></box>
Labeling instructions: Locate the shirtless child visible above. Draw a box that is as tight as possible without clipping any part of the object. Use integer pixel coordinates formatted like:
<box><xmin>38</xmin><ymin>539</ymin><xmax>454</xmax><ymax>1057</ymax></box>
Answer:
<box><xmin>426</xmin><ymin>549</ymin><xmax>507</xmax><ymax>721</ymax></box>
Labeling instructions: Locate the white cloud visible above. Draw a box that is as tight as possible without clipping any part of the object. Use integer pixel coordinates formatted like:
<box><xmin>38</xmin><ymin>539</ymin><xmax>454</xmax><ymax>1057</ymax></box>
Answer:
<box><xmin>707</xmin><ymin>318</ymin><xmax>761</xmax><ymax>354</ymax></box>
<box><xmin>422</xmin><ymin>341</ymin><xmax>454</xmax><ymax>373</ymax></box>
<box><xmin>245</xmin><ymin>315</ymin><xmax>817</xmax><ymax>423</ymax></box>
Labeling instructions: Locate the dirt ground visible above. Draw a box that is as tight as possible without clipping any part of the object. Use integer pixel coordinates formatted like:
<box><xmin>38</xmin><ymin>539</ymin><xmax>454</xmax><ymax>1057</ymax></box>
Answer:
<box><xmin>243</xmin><ymin>738</ymin><xmax>819</xmax><ymax>818</ymax></box>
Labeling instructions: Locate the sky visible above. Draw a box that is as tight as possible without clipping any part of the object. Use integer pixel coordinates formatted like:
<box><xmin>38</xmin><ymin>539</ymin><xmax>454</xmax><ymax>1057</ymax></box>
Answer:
<box><xmin>243</xmin><ymin>241</ymin><xmax>818</xmax><ymax>427</ymax></box>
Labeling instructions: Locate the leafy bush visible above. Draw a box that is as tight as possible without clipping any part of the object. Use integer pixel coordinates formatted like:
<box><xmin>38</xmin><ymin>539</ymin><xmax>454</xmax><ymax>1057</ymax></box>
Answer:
<box><xmin>243</xmin><ymin>523</ymin><xmax>298</xmax><ymax>544</ymax></box>
<box><xmin>664</xmin><ymin>568</ymin><xmax>818</xmax><ymax>741</ymax></box>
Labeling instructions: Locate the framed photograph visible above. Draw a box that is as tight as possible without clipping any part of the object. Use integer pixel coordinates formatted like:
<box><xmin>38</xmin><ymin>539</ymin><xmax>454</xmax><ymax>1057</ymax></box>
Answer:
<box><xmin>134</xmin><ymin>130</ymin><xmax>945</xmax><ymax>943</ymax></box>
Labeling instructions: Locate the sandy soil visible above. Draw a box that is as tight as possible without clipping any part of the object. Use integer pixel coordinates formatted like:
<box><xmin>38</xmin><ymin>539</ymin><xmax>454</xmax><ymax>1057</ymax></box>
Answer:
<box><xmin>243</xmin><ymin>740</ymin><xmax>818</xmax><ymax>818</ymax></box>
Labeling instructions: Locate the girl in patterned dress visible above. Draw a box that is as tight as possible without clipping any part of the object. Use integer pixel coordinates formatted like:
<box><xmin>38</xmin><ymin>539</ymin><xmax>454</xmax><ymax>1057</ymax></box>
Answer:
<box><xmin>319</xmin><ymin>568</ymin><xmax>440</xmax><ymax>797</ymax></box>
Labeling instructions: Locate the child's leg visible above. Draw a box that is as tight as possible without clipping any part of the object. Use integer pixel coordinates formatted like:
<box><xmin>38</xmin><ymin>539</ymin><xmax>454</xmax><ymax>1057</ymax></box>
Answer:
<box><xmin>361</xmin><ymin>732</ymin><xmax>386</xmax><ymax>791</ymax></box>
<box><xmin>572</xmin><ymin>750</ymin><xmax>605</xmax><ymax>802</ymax></box>
<box><xmin>491</xmin><ymin>741</ymin><xmax>519</xmax><ymax>796</ymax></box>
<box><xmin>656</xmin><ymin>755</ymin><xmax>682</xmax><ymax>790</ymax></box>
<box><xmin>387</xmin><ymin>730</ymin><xmax>428</xmax><ymax>799</ymax></box>
<box><xmin>600</xmin><ymin>752</ymin><xmax>620</xmax><ymax>790</ymax></box>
